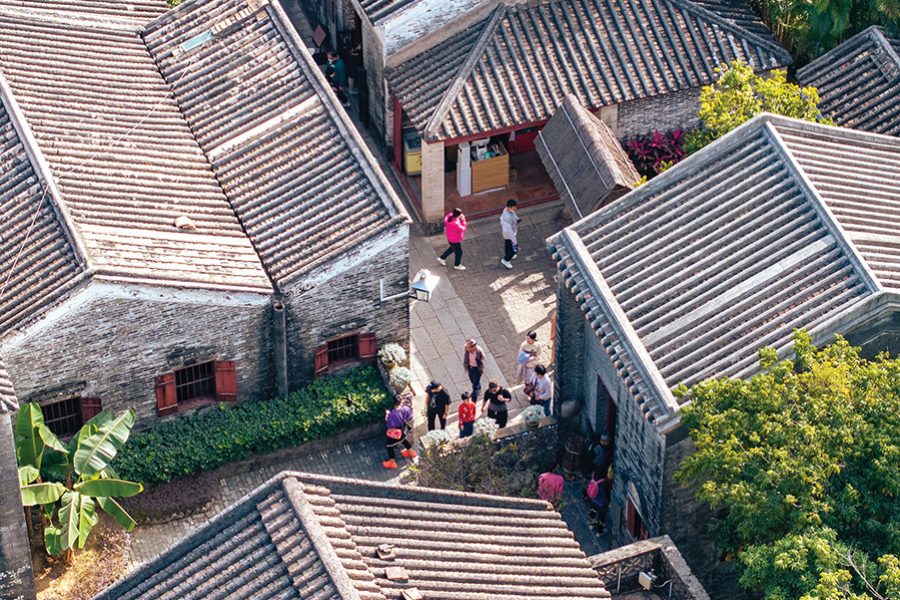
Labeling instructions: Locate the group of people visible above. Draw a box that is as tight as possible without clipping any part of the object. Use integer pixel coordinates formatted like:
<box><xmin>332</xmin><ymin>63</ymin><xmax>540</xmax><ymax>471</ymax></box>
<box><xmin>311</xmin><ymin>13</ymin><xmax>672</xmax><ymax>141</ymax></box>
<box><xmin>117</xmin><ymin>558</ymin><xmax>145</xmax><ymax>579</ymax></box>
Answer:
<box><xmin>382</xmin><ymin>331</ymin><xmax>552</xmax><ymax>468</ymax></box>
<box><xmin>437</xmin><ymin>199</ymin><xmax>522</xmax><ymax>271</ymax></box>
<box><xmin>322</xmin><ymin>50</ymin><xmax>350</xmax><ymax>107</ymax></box>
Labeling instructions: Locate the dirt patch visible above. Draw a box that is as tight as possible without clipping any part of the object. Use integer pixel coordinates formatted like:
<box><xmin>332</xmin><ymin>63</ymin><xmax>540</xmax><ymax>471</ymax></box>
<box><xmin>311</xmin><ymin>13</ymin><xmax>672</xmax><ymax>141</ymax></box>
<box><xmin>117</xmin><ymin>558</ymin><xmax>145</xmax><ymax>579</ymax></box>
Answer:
<box><xmin>34</xmin><ymin>514</ymin><xmax>130</xmax><ymax>600</ymax></box>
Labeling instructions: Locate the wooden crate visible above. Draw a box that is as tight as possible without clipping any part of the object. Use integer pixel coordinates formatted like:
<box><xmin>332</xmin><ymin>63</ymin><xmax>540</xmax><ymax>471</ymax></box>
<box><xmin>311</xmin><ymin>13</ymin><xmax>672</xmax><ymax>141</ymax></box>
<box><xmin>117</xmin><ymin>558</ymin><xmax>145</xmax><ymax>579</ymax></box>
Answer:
<box><xmin>471</xmin><ymin>147</ymin><xmax>508</xmax><ymax>193</ymax></box>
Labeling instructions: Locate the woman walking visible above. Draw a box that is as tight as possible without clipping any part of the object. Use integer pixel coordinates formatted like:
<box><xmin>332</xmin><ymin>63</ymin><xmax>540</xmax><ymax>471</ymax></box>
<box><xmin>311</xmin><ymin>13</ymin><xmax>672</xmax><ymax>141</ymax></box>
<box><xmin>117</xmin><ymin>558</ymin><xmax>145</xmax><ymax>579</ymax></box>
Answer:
<box><xmin>516</xmin><ymin>331</ymin><xmax>542</xmax><ymax>384</ymax></box>
<box><xmin>438</xmin><ymin>208</ymin><xmax>467</xmax><ymax>270</ymax></box>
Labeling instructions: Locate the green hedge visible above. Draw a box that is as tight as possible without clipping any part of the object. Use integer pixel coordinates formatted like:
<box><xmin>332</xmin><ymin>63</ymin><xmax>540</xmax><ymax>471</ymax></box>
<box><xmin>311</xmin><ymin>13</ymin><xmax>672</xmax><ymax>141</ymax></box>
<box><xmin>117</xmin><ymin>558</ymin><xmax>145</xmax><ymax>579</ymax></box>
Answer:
<box><xmin>114</xmin><ymin>367</ymin><xmax>390</xmax><ymax>484</ymax></box>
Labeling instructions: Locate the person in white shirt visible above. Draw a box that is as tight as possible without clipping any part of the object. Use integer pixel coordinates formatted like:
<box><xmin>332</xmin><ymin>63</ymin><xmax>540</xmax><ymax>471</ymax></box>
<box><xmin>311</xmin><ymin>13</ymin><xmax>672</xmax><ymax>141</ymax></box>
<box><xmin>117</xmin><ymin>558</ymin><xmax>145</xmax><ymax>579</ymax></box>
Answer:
<box><xmin>499</xmin><ymin>198</ymin><xmax>519</xmax><ymax>269</ymax></box>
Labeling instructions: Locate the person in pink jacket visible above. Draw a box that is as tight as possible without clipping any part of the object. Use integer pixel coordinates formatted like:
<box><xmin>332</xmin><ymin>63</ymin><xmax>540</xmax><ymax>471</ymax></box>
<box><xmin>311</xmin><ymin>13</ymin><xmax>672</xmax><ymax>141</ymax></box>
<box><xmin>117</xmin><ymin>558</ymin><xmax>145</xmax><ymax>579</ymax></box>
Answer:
<box><xmin>437</xmin><ymin>208</ymin><xmax>468</xmax><ymax>270</ymax></box>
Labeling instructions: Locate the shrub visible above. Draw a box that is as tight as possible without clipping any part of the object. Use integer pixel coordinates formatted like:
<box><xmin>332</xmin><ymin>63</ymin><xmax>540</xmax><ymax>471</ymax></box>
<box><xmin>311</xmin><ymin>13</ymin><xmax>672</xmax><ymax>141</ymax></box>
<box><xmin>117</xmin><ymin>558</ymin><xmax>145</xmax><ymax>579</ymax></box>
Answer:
<box><xmin>378</xmin><ymin>343</ymin><xmax>407</xmax><ymax>368</ymax></box>
<box><xmin>114</xmin><ymin>367</ymin><xmax>390</xmax><ymax>484</ymax></box>
<box><xmin>388</xmin><ymin>366</ymin><xmax>413</xmax><ymax>392</ymax></box>
<box><xmin>624</xmin><ymin>129</ymin><xmax>686</xmax><ymax>178</ymax></box>
<box><xmin>118</xmin><ymin>471</ymin><xmax>217</xmax><ymax>524</ymax></box>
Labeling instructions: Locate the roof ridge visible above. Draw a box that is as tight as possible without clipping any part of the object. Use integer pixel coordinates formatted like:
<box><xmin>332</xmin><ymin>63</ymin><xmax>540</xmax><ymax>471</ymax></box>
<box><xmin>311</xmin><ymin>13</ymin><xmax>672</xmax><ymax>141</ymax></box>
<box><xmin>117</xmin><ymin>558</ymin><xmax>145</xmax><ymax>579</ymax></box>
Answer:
<box><xmin>800</xmin><ymin>25</ymin><xmax>899</xmax><ymax>77</ymax></box>
<box><xmin>0</xmin><ymin>4</ymin><xmax>148</xmax><ymax>30</ymax></box>
<box><xmin>762</xmin><ymin>119</ymin><xmax>884</xmax><ymax>293</ymax></box>
<box><xmin>291</xmin><ymin>471</ymin><xmax>556</xmax><ymax>510</ymax></box>
<box><xmin>282</xmin><ymin>478</ymin><xmax>365</xmax><ymax>600</ymax></box>
<box><xmin>423</xmin><ymin>4</ymin><xmax>505</xmax><ymax>137</ymax></box>
<box><xmin>669</xmin><ymin>0</ymin><xmax>792</xmax><ymax>64</ymax></box>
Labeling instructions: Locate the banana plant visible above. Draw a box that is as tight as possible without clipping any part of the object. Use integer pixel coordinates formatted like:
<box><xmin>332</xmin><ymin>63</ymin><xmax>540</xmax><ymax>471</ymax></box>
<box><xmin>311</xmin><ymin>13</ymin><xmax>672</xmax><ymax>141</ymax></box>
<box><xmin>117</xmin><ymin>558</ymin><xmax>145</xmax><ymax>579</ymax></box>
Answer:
<box><xmin>15</xmin><ymin>403</ymin><xmax>143</xmax><ymax>561</ymax></box>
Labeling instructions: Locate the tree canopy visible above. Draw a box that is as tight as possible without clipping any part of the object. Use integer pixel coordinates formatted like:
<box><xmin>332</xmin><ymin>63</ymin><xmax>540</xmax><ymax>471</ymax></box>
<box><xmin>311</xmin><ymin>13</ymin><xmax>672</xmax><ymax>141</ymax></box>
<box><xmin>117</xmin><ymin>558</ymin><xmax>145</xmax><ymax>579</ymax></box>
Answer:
<box><xmin>685</xmin><ymin>61</ymin><xmax>828</xmax><ymax>152</ymax></box>
<box><xmin>675</xmin><ymin>331</ymin><xmax>900</xmax><ymax>599</ymax></box>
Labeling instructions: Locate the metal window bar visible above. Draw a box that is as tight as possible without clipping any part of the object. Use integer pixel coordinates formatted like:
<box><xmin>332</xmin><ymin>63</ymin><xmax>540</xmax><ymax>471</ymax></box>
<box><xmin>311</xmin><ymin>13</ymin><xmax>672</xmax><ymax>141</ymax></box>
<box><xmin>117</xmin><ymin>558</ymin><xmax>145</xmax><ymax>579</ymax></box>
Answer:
<box><xmin>43</xmin><ymin>397</ymin><xmax>83</xmax><ymax>437</ymax></box>
<box><xmin>327</xmin><ymin>335</ymin><xmax>359</xmax><ymax>363</ymax></box>
<box><xmin>175</xmin><ymin>361</ymin><xmax>216</xmax><ymax>403</ymax></box>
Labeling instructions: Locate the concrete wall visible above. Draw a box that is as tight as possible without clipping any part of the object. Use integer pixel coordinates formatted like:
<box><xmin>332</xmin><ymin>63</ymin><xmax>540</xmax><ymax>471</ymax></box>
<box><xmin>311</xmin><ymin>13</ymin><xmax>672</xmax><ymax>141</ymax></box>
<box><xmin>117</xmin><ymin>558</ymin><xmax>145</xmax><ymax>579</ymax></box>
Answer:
<box><xmin>284</xmin><ymin>224</ymin><xmax>410</xmax><ymax>386</ymax></box>
<box><xmin>0</xmin><ymin>284</ymin><xmax>274</xmax><ymax>427</ymax></box>
<box><xmin>0</xmin><ymin>413</ymin><xmax>35</xmax><ymax>600</ymax></box>
<box><xmin>616</xmin><ymin>88</ymin><xmax>702</xmax><ymax>139</ymax></box>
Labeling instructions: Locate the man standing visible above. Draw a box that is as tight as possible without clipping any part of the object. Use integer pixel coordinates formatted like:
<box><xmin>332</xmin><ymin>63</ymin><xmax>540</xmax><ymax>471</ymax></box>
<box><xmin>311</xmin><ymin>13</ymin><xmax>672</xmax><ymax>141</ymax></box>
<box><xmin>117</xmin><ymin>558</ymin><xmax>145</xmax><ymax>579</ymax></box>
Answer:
<box><xmin>425</xmin><ymin>381</ymin><xmax>451</xmax><ymax>431</ymax></box>
<box><xmin>462</xmin><ymin>338</ymin><xmax>485</xmax><ymax>400</ymax></box>
<box><xmin>481</xmin><ymin>380</ymin><xmax>512</xmax><ymax>428</ymax></box>
<box><xmin>500</xmin><ymin>198</ymin><xmax>519</xmax><ymax>269</ymax></box>
<box><xmin>438</xmin><ymin>208</ymin><xmax>467</xmax><ymax>270</ymax></box>
<box><xmin>529</xmin><ymin>365</ymin><xmax>553</xmax><ymax>416</ymax></box>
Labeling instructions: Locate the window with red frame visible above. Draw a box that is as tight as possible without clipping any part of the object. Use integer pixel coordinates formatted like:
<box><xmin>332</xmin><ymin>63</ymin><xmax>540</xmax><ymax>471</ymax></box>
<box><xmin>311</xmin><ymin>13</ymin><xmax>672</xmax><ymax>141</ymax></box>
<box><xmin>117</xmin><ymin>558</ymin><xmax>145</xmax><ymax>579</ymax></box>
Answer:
<box><xmin>314</xmin><ymin>332</ymin><xmax>377</xmax><ymax>376</ymax></box>
<box><xmin>626</xmin><ymin>497</ymin><xmax>649</xmax><ymax>540</ymax></box>
<box><xmin>155</xmin><ymin>360</ymin><xmax>237</xmax><ymax>416</ymax></box>
<box><xmin>42</xmin><ymin>397</ymin><xmax>102</xmax><ymax>438</ymax></box>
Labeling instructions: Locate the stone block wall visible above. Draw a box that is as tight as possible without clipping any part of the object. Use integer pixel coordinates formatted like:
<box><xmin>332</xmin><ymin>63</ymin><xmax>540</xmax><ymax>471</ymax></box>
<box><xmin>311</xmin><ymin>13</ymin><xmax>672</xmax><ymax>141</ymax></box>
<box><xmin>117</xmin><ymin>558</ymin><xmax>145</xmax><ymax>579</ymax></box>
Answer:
<box><xmin>617</xmin><ymin>88</ymin><xmax>702</xmax><ymax>139</ymax></box>
<box><xmin>1</xmin><ymin>285</ymin><xmax>274</xmax><ymax>427</ymax></box>
<box><xmin>554</xmin><ymin>291</ymin><xmax>667</xmax><ymax>544</ymax></box>
<box><xmin>284</xmin><ymin>224</ymin><xmax>410</xmax><ymax>387</ymax></box>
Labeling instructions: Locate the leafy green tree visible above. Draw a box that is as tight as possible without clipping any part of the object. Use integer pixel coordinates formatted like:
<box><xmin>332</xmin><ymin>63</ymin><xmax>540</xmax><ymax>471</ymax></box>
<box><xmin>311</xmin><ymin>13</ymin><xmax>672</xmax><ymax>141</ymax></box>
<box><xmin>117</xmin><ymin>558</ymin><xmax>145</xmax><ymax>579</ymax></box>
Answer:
<box><xmin>685</xmin><ymin>61</ymin><xmax>828</xmax><ymax>153</ymax></box>
<box><xmin>675</xmin><ymin>331</ymin><xmax>900</xmax><ymax>599</ymax></box>
<box><xmin>16</xmin><ymin>403</ymin><xmax>143</xmax><ymax>563</ymax></box>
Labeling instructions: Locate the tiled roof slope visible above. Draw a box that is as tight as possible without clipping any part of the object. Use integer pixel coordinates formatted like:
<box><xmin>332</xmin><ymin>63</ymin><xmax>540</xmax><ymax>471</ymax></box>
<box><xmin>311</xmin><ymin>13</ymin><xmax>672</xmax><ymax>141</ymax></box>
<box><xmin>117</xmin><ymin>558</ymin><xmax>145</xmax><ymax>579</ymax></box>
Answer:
<box><xmin>144</xmin><ymin>0</ymin><xmax>408</xmax><ymax>289</ymax></box>
<box><xmin>797</xmin><ymin>26</ymin><xmax>900</xmax><ymax>136</ymax></box>
<box><xmin>95</xmin><ymin>472</ymin><xmax>611</xmax><ymax>600</ymax></box>
<box><xmin>388</xmin><ymin>0</ymin><xmax>791</xmax><ymax>141</ymax></box>
<box><xmin>358</xmin><ymin>0</ymin><xmax>418</xmax><ymax>23</ymax></box>
<box><xmin>0</xmin><ymin>92</ymin><xmax>87</xmax><ymax>335</ymax></box>
<box><xmin>535</xmin><ymin>95</ymin><xmax>640</xmax><ymax>219</ymax></box>
<box><xmin>0</xmin><ymin>0</ymin><xmax>167</xmax><ymax>22</ymax></box>
<box><xmin>779</xmin><ymin>122</ymin><xmax>900</xmax><ymax>289</ymax></box>
<box><xmin>0</xmin><ymin>13</ymin><xmax>272</xmax><ymax>294</ymax></box>
<box><xmin>0</xmin><ymin>358</ymin><xmax>17</xmax><ymax>413</ymax></box>
<box><xmin>548</xmin><ymin>115</ymin><xmax>899</xmax><ymax>428</ymax></box>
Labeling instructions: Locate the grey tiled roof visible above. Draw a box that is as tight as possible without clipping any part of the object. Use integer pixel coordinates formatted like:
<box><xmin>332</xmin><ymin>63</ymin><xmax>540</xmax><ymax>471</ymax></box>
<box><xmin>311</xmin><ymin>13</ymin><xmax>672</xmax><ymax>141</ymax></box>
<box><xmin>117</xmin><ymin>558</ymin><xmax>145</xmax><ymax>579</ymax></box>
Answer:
<box><xmin>0</xmin><ymin>358</ymin><xmax>17</xmax><ymax>413</ymax></box>
<box><xmin>95</xmin><ymin>472</ymin><xmax>611</xmax><ymax>600</ymax></box>
<box><xmin>387</xmin><ymin>0</ymin><xmax>791</xmax><ymax>142</ymax></box>
<box><xmin>358</xmin><ymin>0</ymin><xmax>419</xmax><ymax>23</ymax></box>
<box><xmin>0</xmin><ymin>12</ymin><xmax>272</xmax><ymax>295</ymax></box>
<box><xmin>548</xmin><ymin>115</ymin><xmax>900</xmax><ymax>429</ymax></box>
<box><xmin>0</xmin><ymin>0</ymin><xmax>408</xmax><ymax>333</ymax></box>
<box><xmin>797</xmin><ymin>26</ymin><xmax>900</xmax><ymax>136</ymax></box>
<box><xmin>0</xmin><ymin>0</ymin><xmax>167</xmax><ymax>22</ymax></box>
<box><xmin>0</xmin><ymin>90</ymin><xmax>87</xmax><ymax>335</ymax></box>
<box><xmin>144</xmin><ymin>0</ymin><xmax>408</xmax><ymax>289</ymax></box>
<box><xmin>535</xmin><ymin>95</ymin><xmax>640</xmax><ymax>220</ymax></box>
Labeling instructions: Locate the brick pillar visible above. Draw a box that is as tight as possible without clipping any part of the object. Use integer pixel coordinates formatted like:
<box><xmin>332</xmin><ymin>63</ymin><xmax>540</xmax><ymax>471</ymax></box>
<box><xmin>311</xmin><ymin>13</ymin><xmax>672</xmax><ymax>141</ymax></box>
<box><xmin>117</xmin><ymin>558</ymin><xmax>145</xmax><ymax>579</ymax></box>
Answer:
<box><xmin>0</xmin><ymin>412</ymin><xmax>36</xmax><ymax>600</ymax></box>
<box><xmin>421</xmin><ymin>140</ymin><xmax>445</xmax><ymax>225</ymax></box>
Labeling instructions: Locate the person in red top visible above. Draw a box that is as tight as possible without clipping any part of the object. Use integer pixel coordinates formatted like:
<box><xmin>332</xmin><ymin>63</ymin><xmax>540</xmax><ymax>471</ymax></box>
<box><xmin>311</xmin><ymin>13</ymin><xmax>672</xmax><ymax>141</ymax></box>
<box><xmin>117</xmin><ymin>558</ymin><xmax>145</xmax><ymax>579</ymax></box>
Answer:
<box><xmin>458</xmin><ymin>392</ymin><xmax>477</xmax><ymax>438</ymax></box>
<box><xmin>437</xmin><ymin>208</ymin><xmax>467</xmax><ymax>270</ymax></box>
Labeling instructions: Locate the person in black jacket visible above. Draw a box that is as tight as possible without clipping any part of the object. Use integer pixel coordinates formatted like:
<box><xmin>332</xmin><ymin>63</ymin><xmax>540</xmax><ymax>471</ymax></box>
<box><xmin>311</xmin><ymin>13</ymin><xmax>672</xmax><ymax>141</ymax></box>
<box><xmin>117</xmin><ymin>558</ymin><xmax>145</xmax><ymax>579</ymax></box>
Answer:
<box><xmin>425</xmin><ymin>381</ymin><xmax>451</xmax><ymax>431</ymax></box>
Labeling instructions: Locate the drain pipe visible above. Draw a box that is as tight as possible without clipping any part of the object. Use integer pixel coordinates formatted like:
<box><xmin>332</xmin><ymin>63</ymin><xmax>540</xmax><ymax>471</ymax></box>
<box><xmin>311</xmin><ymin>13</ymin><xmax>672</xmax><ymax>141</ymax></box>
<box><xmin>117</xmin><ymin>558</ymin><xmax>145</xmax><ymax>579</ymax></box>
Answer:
<box><xmin>272</xmin><ymin>297</ymin><xmax>289</xmax><ymax>398</ymax></box>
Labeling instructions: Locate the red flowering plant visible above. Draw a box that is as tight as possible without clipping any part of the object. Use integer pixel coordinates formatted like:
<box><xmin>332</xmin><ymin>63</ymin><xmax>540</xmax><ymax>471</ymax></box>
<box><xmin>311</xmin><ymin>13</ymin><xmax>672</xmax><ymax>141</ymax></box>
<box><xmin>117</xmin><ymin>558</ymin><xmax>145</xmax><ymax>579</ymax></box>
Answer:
<box><xmin>624</xmin><ymin>129</ymin><xmax>687</xmax><ymax>178</ymax></box>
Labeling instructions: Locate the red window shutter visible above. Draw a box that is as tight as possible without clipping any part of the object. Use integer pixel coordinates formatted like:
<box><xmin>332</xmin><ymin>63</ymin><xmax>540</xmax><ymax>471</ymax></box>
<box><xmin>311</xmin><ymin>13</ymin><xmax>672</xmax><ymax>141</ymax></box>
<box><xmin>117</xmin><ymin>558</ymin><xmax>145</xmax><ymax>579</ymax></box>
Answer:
<box><xmin>79</xmin><ymin>397</ymin><xmax>103</xmax><ymax>422</ymax></box>
<box><xmin>214</xmin><ymin>360</ymin><xmax>238</xmax><ymax>403</ymax></box>
<box><xmin>626</xmin><ymin>498</ymin><xmax>636</xmax><ymax>537</ymax></box>
<box><xmin>155</xmin><ymin>372</ymin><xmax>177</xmax><ymax>417</ymax></box>
<box><xmin>314</xmin><ymin>344</ymin><xmax>329</xmax><ymax>377</ymax></box>
<box><xmin>358</xmin><ymin>333</ymin><xmax>377</xmax><ymax>364</ymax></box>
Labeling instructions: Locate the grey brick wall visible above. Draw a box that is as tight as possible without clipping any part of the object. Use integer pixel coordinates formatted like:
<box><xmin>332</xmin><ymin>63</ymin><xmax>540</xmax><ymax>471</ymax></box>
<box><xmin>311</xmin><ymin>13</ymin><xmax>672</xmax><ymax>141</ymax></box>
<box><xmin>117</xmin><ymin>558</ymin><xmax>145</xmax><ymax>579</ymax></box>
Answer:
<box><xmin>362</xmin><ymin>23</ymin><xmax>389</xmax><ymax>146</ymax></box>
<box><xmin>284</xmin><ymin>225</ymin><xmax>410</xmax><ymax>386</ymax></box>
<box><xmin>617</xmin><ymin>88</ymin><xmax>702</xmax><ymax>139</ymax></box>
<box><xmin>555</xmin><ymin>286</ymin><xmax>666</xmax><ymax>544</ymax></box>
<box><xmin>2</xmin><ymin>287</ymin><xmax>274</xmax><ymax>428</ymax></box>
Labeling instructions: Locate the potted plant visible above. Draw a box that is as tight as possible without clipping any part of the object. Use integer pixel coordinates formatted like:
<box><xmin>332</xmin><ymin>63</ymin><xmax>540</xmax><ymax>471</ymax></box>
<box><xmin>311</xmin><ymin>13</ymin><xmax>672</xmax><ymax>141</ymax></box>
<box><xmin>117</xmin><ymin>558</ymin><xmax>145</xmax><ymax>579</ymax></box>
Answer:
<box><xmin>378</xmin><ymin>343</ymin><xmax>407</xmax><ymax>369</ymax></box>
<box><xmin>521</xmin><ymin>405</ymin><xmax>545</xmax><ymax>429</ymax></box>
<box><xmin>388</xmin><ymin>367</ymin><xmax>413</xmax><ymax>394</ymax></box>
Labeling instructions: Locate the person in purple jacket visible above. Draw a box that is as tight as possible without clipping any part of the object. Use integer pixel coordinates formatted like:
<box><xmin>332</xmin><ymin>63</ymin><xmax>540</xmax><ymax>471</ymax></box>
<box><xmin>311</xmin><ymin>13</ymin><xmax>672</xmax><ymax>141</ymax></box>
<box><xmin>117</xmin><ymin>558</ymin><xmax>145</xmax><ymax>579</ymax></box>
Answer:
<box><xmin>383</xmin><ymin>397</ymin><xmax>415</xmax><ymax>469</ymax></box>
